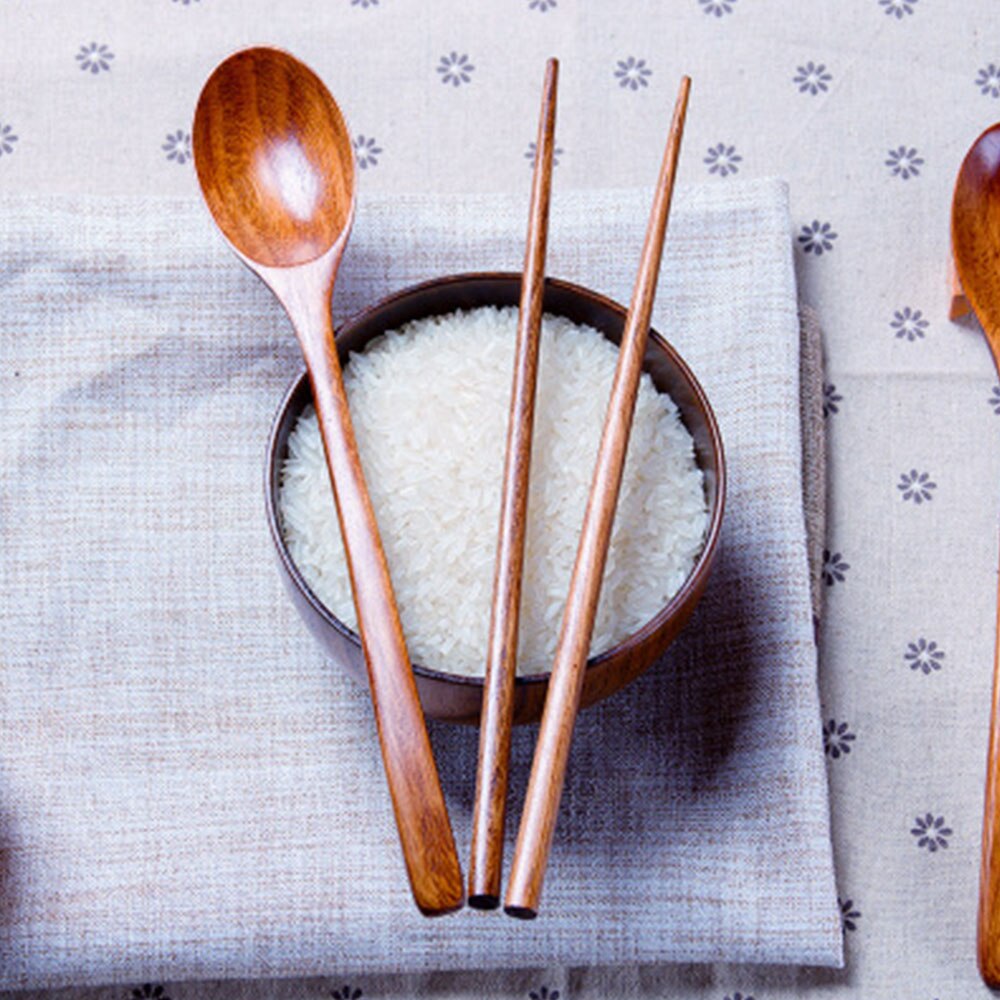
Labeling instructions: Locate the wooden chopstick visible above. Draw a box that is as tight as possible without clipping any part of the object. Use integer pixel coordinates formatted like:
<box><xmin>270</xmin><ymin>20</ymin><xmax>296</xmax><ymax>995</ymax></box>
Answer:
<box><xmin>504</xmin><ymin>76</ymin><xmax>692</xmax><ymax>919</ymax></box>
<box><xmin>468</xmin><ymin>57</ymin><xmax>559</xmax><ymax>911</ymax></box>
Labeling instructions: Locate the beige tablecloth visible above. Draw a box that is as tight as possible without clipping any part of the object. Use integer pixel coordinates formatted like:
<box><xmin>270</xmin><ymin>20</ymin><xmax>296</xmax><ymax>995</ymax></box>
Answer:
<box><xmin>4</xmin><ymin>0</ymin><xmax>998</xmax><ymax>996</ymax></box>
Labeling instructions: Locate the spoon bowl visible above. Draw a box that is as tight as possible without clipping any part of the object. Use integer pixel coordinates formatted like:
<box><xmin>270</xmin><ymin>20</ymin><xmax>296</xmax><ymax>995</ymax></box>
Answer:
<box><xmin>193</xmin><ymin>47</ymin><xmax>354</xmax><ymax>268</ymax></box>
<box><xmin>193</xmin><ymin>46</ymin><xmax>464</xmax><ymax>917</ymax></box>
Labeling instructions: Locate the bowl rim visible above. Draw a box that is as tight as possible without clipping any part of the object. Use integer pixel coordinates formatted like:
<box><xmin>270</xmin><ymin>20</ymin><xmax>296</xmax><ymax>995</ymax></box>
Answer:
<box><xmin>264</xmin><ymin>270</ymin><xmax>726</xmax><ymax>690</ymax></box>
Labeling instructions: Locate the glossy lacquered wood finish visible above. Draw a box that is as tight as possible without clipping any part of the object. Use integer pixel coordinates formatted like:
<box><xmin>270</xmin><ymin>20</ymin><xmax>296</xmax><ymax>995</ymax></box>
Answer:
<box><xmin>505</xmin><ymin>77</ymin><xmax>691</xmax><ymax>919</ymax></box>
<box><xmin>266</xmin><ymin>274</ymin><xmax>725</xmax><ymax>728</ymax></box>
<box><xmin>468</xmin><ymin>59</ymin><xmax>559</xmax><ymax>911</ymax></box>
<box><xmin>952</xmin><ymin>121</ymin><xmax>1000</xmax><ymax>988</ymax></box>
<box><xmin>193</xmin><ymin>48</ymin><xmax>353</xmax><ymax>268</ymax></box>
<box><xmin>194</xmin><ymin>47</ymin><xmax>463</xmax><ymax>918</ymax></box>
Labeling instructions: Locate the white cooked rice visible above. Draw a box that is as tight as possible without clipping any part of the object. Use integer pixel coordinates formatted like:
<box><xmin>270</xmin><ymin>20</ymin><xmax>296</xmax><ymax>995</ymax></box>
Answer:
<box><xmin>278</xmin><ymin>305</ymin><xmax>708</xmax><ymax>676</ymax></box>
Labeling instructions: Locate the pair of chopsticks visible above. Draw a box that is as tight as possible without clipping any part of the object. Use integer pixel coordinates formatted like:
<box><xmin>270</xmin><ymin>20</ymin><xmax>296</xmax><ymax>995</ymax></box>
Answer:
<box><xmin>468</xmin><ymin>58</ymin><xmax>692</xmax><ymax>916</ymax></box>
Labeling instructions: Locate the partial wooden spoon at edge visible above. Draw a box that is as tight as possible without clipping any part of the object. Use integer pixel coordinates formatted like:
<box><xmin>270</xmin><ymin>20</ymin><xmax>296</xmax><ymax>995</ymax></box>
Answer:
<box><xmin>952</xmin><ymin>120</ymin><xmax>1000</xmax><ymax>986</ymax></box>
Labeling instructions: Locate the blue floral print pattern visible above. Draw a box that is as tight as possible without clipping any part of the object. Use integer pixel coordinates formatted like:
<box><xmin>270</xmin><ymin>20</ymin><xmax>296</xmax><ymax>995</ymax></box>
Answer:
<box><xmin>529</xmin><ymin>989</ymin><xmax>560</xmax><ymax>1000</ymax></box>
<box><xmin>529</xmin><ymin>0</ymin><xmax>557</xmax><ymax>9</ymax></box>
<box><xmin>798</xmin><ymin>220</ymin><xmax>838</xmax><ymax>255</ymax></box>
<box><xmin>911</xmin><ymin>813</ymin><xmax>952</xmax><ymax>852</ymax></box>
<box><xmin>76</xmin><ymin>42</ymin><xmax>114</xmax><ymax>73</ymax></box>
<box><xmin>823</xmin><ymin>719</ymin><xmax>856</xmax><ymax>759</ymax></box>
<box><xmin>437</xmin><ymin>52</ymin><xmax>475</xmax><ymax>86</ymax></box>
<box><xmin>897</xmin><ymin>469</ymin><xmax>936</xmax><ymax>504</ymax></box>
<box><xmin>615</xmin><ymin>56</ymin><xmax>652</xmax><ymax>90</ymax></box>
<box><xmin>879</xmin><ymin>0</ymin><xmax>917</xmax><ymax>16</ymax></box>
<box><xmin>354</xmin><ymin>134</ymin><xmax>382</xmax><ymax>169</ymax></box>
<box><xmin>891</xmin><ymin>306</ymin><xmax>928</xmax><ymax>340</ymax></box>
<box><xmin>525</xmin><ymin>141</ymin><xmax>564</xmax><ymax>167</ymax></box>
<box><xmin>839</xmin><ymin>896</ymin><xmax>861</xmax><ymax>932</ymax></box>
<box><xmin>905</xmin><ymin>638</ymin><xmax>945</xmax><ymax>674</ymax></box>
<box><xmin>886</xmin><ymin>145</ymin><xmax>923</xmax><ymax>179</ymax></box>
<box><xmin>794</xmin><ymin>61</ymin><xmax>832</xmax><ymax>95</ymax></box>
<box><xmin>131</xmin><ymin>987</ymin><xmax>169</xmax><ymax>1000</ymax></box>
<box><xmin>704</xmin><ymin>142</ymin><xmax>742</xmax><ymax>176</ymax></box>
<box><xmin>162</xmin><ymin>130</ymin><xmax>191</xmax><ymax>164</ymax></box>
<box><xmin>977</xmin><ymin>64</ymin><xmax>1000</xmax><ymax>98</ymax></box>
<box><xmin>330</xmin><ymin>988</ymin><xmax>362</xmax><ymax>1000</ymax></box>
<box><xmin>823</xmin><ymin>383</ymin><xmax>843</xmax><ymax>417</ymax></box>
<box><xmin>0</xmin><ymin>123</ymin><xmax>18</xmax><ymax>157</ymax></box>
<box><xmin>990</xmin><ymin>386</ymin><xmax>1000</xmax><ymax>414</ymax></box>
<box><xmin>823</xmin><ymin>549</ymin><xmax>850</xmax><ymax>586</ymax></box>
<box><xmin>699</xmin><ymin>0</ymin><xmax>737</xmax><ymax>15</ymax></box>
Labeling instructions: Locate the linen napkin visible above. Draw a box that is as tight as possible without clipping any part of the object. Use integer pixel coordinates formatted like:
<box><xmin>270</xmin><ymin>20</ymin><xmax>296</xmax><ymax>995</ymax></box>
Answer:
<box><xmin>0</xmin><ymin>179</ymin><xmax>841</xmax><ymax>990</ymax></box>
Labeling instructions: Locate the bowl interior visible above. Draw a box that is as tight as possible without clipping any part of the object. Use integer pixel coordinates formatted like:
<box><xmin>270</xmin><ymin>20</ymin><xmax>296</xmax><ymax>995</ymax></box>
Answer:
<box><xmin>265</xmin><ymin>272</ymin><xmax>725</xmax><ymax>694</ymax></box>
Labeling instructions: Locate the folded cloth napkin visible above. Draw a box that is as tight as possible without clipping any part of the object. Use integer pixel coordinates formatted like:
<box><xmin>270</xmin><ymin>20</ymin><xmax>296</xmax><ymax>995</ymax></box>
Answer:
<box><xmin>0</xmin><ymin>179</ymin><xmax>841</xmax><ymax>990</ymax></box>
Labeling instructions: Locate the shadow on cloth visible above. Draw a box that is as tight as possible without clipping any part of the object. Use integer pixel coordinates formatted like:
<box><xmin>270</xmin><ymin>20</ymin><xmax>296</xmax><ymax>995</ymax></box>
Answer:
<box><xmin>0</xmin><ymin>804</ymin><xmax>24</xmax><ymax>931</ymax></box>
<box><xmin>427</xmin><ymin>532</ymin><xmax>787</xmax><ymax>862</ymax></box>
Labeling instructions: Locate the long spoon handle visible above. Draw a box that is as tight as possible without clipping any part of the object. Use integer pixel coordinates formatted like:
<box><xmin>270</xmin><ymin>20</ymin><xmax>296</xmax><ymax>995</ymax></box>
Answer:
<box><xmin>979</xmin><ymin>534</ymin><xmax>1000</xmax><ymax>986</ymax></box>
<box><xmin>468</xmin><ymin>58</ymin><xmax>559</xmax><ymax>910</ymax></box>
<box><xmin>286</xmin><ymin>280</ymin><xmax>464</xmax><ymax>917</ymax></box>
<box><xmin>504</xmin><ymin>77</ymin><xmax>691</xmax><ymax>919</ymax></box>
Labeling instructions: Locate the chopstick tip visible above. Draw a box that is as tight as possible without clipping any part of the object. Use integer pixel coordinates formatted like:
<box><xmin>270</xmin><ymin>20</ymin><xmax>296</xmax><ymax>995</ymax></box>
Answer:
<box><xmin>672</xmin><ymin>76</ymin><xmax>691</xmax><ymax>127</ymax></box>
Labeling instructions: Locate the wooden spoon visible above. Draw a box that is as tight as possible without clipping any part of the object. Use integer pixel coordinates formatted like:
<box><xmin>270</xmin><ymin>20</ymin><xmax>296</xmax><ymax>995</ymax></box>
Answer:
<box><xmin>504</xmin><ymin>76</ymin><xmax>692</xmax><ymax>919</ymax></box>
<box><xmin>952</xmin><ymin>120</ymin><xmax>1000</xmax><ymax>986</ymax></box>
<box><xmin>192</xmin><ymin>46</ymin><xmax>463</xmax><ymax>917</ymax></box>
<box><xmin>468</xmin><ymin>58</ymin><xmax>559</xmax><ymax>910</ymax></box>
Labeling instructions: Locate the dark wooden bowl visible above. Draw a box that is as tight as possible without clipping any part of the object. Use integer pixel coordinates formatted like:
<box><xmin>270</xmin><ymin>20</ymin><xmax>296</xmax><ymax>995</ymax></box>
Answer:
<box><xmin>265</xmin><ymin>272</ymin><xmax>725</xmax><ymax>725</ymax></box>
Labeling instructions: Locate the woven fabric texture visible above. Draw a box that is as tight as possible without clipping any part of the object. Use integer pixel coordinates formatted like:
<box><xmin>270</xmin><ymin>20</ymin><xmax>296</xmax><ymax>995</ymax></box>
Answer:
<box><xmin>0</xmin><ymin>181</ymin><xmax>838</xmax><ymax>989</ymax></box>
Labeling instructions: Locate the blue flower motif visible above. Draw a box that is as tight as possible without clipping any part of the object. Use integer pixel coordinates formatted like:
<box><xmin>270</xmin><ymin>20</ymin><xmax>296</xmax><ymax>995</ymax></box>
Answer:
<box><xmin>699</xmin><ymin>0</ymin><xmax>737</xmax><ymax>15</ymax></box>
<box><xmin>823</xmin><ymin>549</ymin><xmax>850</xmax><ymax>586</ymax></box>
<box><xmin>615</xmin><ymin>56</ymin><xmax>652</xmax><ymax>90</ymax></box>
<box><xmin>437</xmin><ymin>52</ymin><xmax>475</xmax><ymax>86</ymax></box>
<box><xmin>839</xmin><ymin>896</ymin><xmax>861</xmax><ymax>932</ymax></box>
<box><xmin>330</xmin><ymin>988</ymin><xmax>362</xmax><ymax>1000</ymax></box>
<box><xmin>76</xmin><ymin>42</ymin><xmax>114</xmax><ymax>73</ymax></box>
<box><xmin>525</xmin><ymin>141</ymin><xmax>563</xmax><ymax>167</ymax></box>
<box><xmin>977</xmin><ymin>64</ymin><xmax>1000</xmax><ymax>98</ymax></box>
<box><xmin>529</xmin><ymin>0</ymin><xmax>557</xmax><ymax>9</ymax></box>
<box><xmin>989</xmin><ymin>385</ymin><xmax>1000</xmax><ymax>414</ymax></box>
<box><xmin>351</xmin><ymin>0</ymin><xmax>379</xmax><ymax>6</ymax></box>
<box><xmin>704</xmin><ymin>142</ymin><xmax>742</xmax><ymax>177</ymax></box>
<box><xmin>905</xmin><ymin>638</ymin><xmax>945</xmax><ymax>675</ymax></box>
<box><xmin>897</xmin><ymin>469</ymin><xmax>936</xmax><ymax>504</ymax></box>
<box><xmin>162</xmin><ymin>130</ymin><xmax>191</xmax><ymax>165</ymax></box>
<box><xmin>879</xmin><ymin>0</ymin><xmax>917</xmax><ymax>17</ymax></box>
<box><xmin>793</xmin><ymin>61</ymin><xmax>832</xmax><ymax>95</ymax></box>
<box><xmin>823</xmin><ymin>383</ymin><xmax>843</xmax><ymax>417</ymax></box>
<box><xmin>798</xmin><ymin>220</ymin><xmax>838</xmax><ymax>255</ymax></box>
<box><xmin>886</xmin><ymin>145</ymin><xmax>923</xmax><ymax>179</ymax></box>
<box><xmin>131</xmin><ymin>987</ymin><xmax>169</xmax><ymax>1000</ymax></box>
<box><xmin>891</xmin><ymin>306</ymin><xmax>928</xmax><ymax>340</ymax></box>
<box><xmin>529</xmin><ymin>989</ymin><xmax>560</xmax><ymax>1000</ymax></box>
<box><xmin>353</xmin><ymin>134</ymin><xmax>382</xmax><ymax>169</ymax></box>
<box><xmin>0</xmin><ymin>123</ymin><xmax>18</xmax><ymax>157</ymax></box>
<box><xmin>823</xmin><ymin>719</ymin><xmax>856</xmax><ymax>759</ymax></box>
<box><xmin>911</xmin><ymin>813</ymin><xmax>952</xmax><ymax>852</ymax></box>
